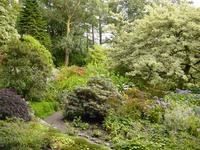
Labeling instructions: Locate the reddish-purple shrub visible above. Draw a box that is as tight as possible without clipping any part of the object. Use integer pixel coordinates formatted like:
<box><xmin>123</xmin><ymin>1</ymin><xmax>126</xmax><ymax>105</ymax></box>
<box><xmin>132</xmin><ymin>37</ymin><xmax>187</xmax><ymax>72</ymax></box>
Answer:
<box><xmin>0</xmin><ymin>89</ymin><xmax>31</xmax><ymax>121</ymax></box>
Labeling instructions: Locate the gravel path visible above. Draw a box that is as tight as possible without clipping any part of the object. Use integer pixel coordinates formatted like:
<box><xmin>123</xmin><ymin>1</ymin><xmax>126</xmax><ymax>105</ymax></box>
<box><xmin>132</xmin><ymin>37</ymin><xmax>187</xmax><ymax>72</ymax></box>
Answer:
<box><xmin>44</xmin><ymin>111</ymin><xmax>66</xmax><ymax>133</ymax></box>
<box><xmin>44</xmin><ymin>111</ymin><xmax>113</xmax><ymax>149</ymax></box>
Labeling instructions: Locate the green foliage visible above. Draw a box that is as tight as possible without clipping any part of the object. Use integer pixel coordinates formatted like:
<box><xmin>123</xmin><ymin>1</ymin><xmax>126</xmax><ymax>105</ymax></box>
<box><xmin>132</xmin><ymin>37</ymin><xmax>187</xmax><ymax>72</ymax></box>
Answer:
<box><xmin>0</xmin><ymin>0</ymin><xmax>19</xmax><ymax>46</ymax></box>
<box><xmin>69</xmin><ymin>50</ymin><xmax>88</xmax><ymax>66</ymax></box>
<box><xmin>51</xmin><ymin>66</ymin><xmax>87</xmax><ymax>92</ymax></box>
<box><xmin>104</xmin><ymin>110</ymin><xmax>200</xmax><ymax>149</ymax></box>
<box><xmin>67</xmin><ymin>137</ymin><xmax>109</xmax><ymax>150</ymax></box>
<box><xmin>111</xmin><ymin>1</ymin><xmax>200</xmax><ymax>88</ymax></box>
<box><xmin>103</xmin><ymin>111</ymin><xmax>132</xmax><ymax>136</ymax></box>
<box><xmin>72</xmin><ymin>117</ymin><xmax>90</xmax><ymax>130</ymax></box>
<box><xmin>0</xmin><ymin>89</ymin><xmax>31</xmax><ymax>121</ymax></box>
<box><xmin>64</xmin><ymin>77</ymin><xmax>123</xmax><ymax>122</ymax></box>
<box><xmin>87</xmin><ymin>44</ymin><xmax>108</xmax><ymax>64</ymax></box>
<box><xmin>47</xmin><ymin>63</ymin><xmax>130</xmax><ymax>103</ymax></box>
<box><xmin>165</xmin><ymin>92</ymin><xmax>200</xmax><ymax>106</ymax></box>
<box><xmin>50</xmin><ymin>133</ymin><xmax>75</xmax><ymax>149</ymax></box>
<box><xmin>92</xmin><ymin>130</ymin><xmax>103</xmax><ymax>138</ymax></box>
<box><xmin>102</xmin><ymin>86</ymin><xmax>200</xmax><ymax>149</ymax></box>
<box><xmin>17</xmin><ymin>0</ymin><xmax>51</xmax><ymax>48</ymax></box>
<box><xmin>0</xmin><ymin>119</ymin><xmax>109</xmax><ymax>150</ymax></box>
<box><xmin>1</xmin><ymin>35</ymin><xmax>53</xmax><ymax>100</ymax></box>
<box><xmin>164</xmin><ymin>104</ymin><xmax>200</xmax><ymax>137</ymax></box>
<box><xmin>110</xmin><ymin>74</ymin><xmax>132</xmax><ymax>92</ymax></box>
<box><xmin>30</xmin><ymin>101</ymin><xmax>59</xmax><ymax>118</ymax></box>
<box><xmin>115</xmin><ymin>140</ymin><xmax>146</xmax><ymax>150</ymax></box>
<box><xmin>109</xmin><ymin>0</ymin><xmax>148</xmax><ymax>22</ymax></box>
<box><xmin>86</xmin><ymin>63</ymin><xmax>110</xmax><ymax>77</ymax></box>
<box><xmin>46</xmin><ymin>65</ymin><xmax>109</xmax><ymax>106</ymax></box>
<box><xmin>118</xmin><ymin>88</ymin><xmax>149</xmax><ymax>120</ymax></box>
<box><xmin>0</xmin><ymin>119</ymin><xmax>50</xmax><ymax>150</ymax></box>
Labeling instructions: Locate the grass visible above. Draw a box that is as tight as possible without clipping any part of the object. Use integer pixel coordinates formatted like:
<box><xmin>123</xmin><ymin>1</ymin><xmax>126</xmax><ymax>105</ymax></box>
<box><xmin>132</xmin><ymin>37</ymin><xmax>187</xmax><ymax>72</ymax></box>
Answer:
<box><xmin>30</xmin><ymin>101</ymin><xmax>59</xmax><ymax>118</ymax></box>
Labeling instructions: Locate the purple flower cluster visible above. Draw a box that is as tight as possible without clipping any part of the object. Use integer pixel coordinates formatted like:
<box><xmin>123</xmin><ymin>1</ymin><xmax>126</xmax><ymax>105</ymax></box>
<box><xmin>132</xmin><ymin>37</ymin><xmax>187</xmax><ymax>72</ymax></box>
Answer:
<box><xmin>176</xmin><ymin>88</ymin><xmax>191</xmax><ymax>95</ymax></box>
<box><xmin>144</xmin><ymin>96</ymin><xmax>171</xmax><ymax>110</ymax></box>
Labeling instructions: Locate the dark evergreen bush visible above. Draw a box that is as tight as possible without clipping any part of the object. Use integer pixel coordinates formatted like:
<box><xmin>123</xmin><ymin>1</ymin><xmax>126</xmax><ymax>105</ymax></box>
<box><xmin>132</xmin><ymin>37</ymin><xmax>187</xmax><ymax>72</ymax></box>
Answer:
<box><xmin>0</xmin><ymin>89</ymin><xmax>31</xmax><ymax>121</ymax></box>
<box><xmin>64</xmin><ymin>77</ymin><xmax>123</xmax><ymax>123</ymax></box>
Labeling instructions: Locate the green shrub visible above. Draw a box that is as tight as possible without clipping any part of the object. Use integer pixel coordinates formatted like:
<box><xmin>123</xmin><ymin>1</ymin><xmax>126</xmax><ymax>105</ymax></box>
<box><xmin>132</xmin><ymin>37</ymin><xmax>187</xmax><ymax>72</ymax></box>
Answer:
<box><xmin>86</xmin><ymin>63</ymin><xmax>110</xmax><ymax>77</ymax></box>
<box><xmin>72</xmin><ymin>117</ymin><xmax>89</xmax><ymax>130</ymax></box>
<box><xmin>0</xmin><ymin>119</ymin><xmax>110</xmax><ymax>150</ymax></box>
<box><xmin>119</xmin><ymin>99</ymin><xmax>145</xmax><ymax>120</ymax></box>
<box><xmin>69</xmin><ymin>50</ymin><xmax>88</xmax><ymax>66</ymax></box>
<box><xmin>118</xmin><ymin>88</ymin><xmax>149</xmax><ymax>120</ymax></box>
<box><xmin>92</xmin><ymin>130</ymin><xmax>103</xmax><ymax>138</ymax></box>
<box><xmin>110</xmin><ymin>74</ymin><xmax>133</xmax><ymax>92</ymax></box>
<box><xmin>64</xmin><ymin>77</ymin><xmax>123</xmax><ymax>122</ymax></box>
<box><xmin>1</xmin><ymin>35</ymin><xmax>53</xmax><ymax>100</ymax></box>
<box><xmin>49</xmin><ymin>66</ymin><xmax>87</xmax><ymax>92</ymax></box>
<box><xmin>103</xmin><ymin>110</ymin><xmax>132</xmax><ymax>137</ymax></box>
<box><xmin>164</xmin><ymin>104</ymin><xmax>200</xmax><ymax>137</ymax></box>
<box><xmin>47</xmin><ymin>64</ymin><xmax>129</xmax><ymax>105</ymax></box>
<box><xmin>50</xmin><ymin>133</ymin><xmax>75</xmax><ymax>149</ymax></box>
<box><xmin>0</xmin><ymin>89</ymin><xmax>31</xmax><ymax>121</ymax></box>
<box><xmin>0</xmin><ymin>119</ymin><xmax>50</xmax><ymax>150</ymax></box>
<box><xmin>87</xmin><ymin>44</ymin><xmax>107</xmax><ymax>64</ymax></box>
<box><xmin>30</xmin><ymin>101</ymin><xmax>59</xmax><ymax>118</ymax></box>
<box><xmin>115</xmin><ymin>140</ymin><xmax>146</xmax><ymax>150</ymax></box>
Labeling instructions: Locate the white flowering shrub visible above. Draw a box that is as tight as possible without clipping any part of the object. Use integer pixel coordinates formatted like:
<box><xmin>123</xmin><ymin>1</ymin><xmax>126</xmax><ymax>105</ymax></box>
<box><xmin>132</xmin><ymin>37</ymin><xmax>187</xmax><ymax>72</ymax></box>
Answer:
<box><xmin>111</xmin><ymin>1</ymin><xmax>200</xmax><ymax>88</ymax></box>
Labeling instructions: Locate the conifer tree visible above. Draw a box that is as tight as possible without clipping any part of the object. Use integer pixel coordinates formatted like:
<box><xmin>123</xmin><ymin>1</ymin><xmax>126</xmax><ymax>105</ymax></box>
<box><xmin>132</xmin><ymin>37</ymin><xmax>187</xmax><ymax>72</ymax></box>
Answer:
<box><xmin>17</xmin><ymin>0</ymin><xmax>51</xmax><ymax>48</ymax></box>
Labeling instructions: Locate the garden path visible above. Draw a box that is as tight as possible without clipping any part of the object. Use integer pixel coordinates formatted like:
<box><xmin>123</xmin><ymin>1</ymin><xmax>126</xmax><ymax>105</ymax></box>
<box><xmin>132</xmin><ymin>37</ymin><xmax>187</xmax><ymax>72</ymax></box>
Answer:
<box><xmin>44</xmin><ymin>111</ymin><xmax>113</xmax><ymax>149</ymax></box>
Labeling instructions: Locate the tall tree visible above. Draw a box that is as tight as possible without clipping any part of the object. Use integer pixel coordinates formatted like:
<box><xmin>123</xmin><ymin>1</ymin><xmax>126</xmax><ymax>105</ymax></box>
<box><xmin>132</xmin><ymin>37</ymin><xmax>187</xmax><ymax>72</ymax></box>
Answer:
<box><xmin>44</xmin><ymin>0</ymin><xmax>106</xmax><ymax>66</ymax></box>
<box><xmin>50</xmin><ymin>0</ymin><xmax>85</xmax><ymax>65</ymax></box>
<box><xmin>17</xmin><ymin>0</ymin><xmax>51</xmax><ymax>48</ymax></box>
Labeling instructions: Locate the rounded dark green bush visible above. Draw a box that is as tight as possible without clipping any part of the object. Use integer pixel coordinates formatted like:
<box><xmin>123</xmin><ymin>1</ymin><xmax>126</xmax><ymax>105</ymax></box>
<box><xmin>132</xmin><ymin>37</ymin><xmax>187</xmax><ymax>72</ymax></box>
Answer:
<box><xmin>0</xmin><ymin>89</ymin><xmax>31</xmax><ymax>121</ymax></box>
<box><xmin>64</xmin><ymin>77</ymin><xmax>123</xmax><ymax>123</ymax></box>
<box><xmin>1</xmin><ymin>35</ymin><xmax>53</xmax><ymax>100</ymax></box>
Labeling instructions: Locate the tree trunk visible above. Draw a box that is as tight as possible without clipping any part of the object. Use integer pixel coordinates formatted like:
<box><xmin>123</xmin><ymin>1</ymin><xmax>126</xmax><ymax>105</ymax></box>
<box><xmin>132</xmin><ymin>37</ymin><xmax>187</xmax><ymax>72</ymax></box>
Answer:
<box><xmin>92</xmin><ymin>25</ymin><xmax>95</xmax><ymax>45</ymax></box>
<box><xmin>99</xmin><ymin>16</ymin><xmax>102</xmax><ymax>45</ymax></box>
<box><xmin>64</xmin><ymin>50</ymin><xmax>69</xmax><ymax>66</ymax></box>
<box><xmin>67</xmin><ymin>18</ymin><xmax>71</xmax><ymax>34</ymax></box>
<box><xmin>178</xmin><ymin>46</ymin><xmax>191</xmax><ymax>89</ymax></box>
<box><xmin>178</xmin><ymin>64</ymin><xmax>190</xmax><ymax>89</ymax></box>
<box><xmin>87</xmin><ymin>29</ymin><xmax>89</xmax><ymax>51</ymax></box>
<box><xmin>64</xmin><ymin>18</ymin><xmax>71</xmax><ymax>66</ymax></box>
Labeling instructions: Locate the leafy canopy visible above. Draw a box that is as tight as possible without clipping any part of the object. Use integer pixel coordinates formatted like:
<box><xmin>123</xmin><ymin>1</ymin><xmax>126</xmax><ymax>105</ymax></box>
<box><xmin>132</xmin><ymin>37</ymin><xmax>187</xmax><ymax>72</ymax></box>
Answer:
<box><xmin>111</xmin><ymin>1</ymin><xmax>200</xmax><ymax>88</ymax></box>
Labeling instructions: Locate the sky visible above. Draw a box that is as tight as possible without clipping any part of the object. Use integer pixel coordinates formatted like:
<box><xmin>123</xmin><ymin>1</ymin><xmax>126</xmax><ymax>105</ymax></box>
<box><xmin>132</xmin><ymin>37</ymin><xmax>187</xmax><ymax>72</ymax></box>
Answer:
<box><xmin>192</xmin><ymin>0</ymin><xmax>200</xmax><ymax>7</ymax></box>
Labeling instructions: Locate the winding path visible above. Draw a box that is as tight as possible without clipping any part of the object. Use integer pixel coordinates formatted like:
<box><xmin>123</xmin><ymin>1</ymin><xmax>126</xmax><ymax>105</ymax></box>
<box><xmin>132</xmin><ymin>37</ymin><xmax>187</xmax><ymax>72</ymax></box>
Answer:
<box><xmin>44</xmin><ymin>111</ymin><xmax>112</xmax><ymax>149</ymax></box>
